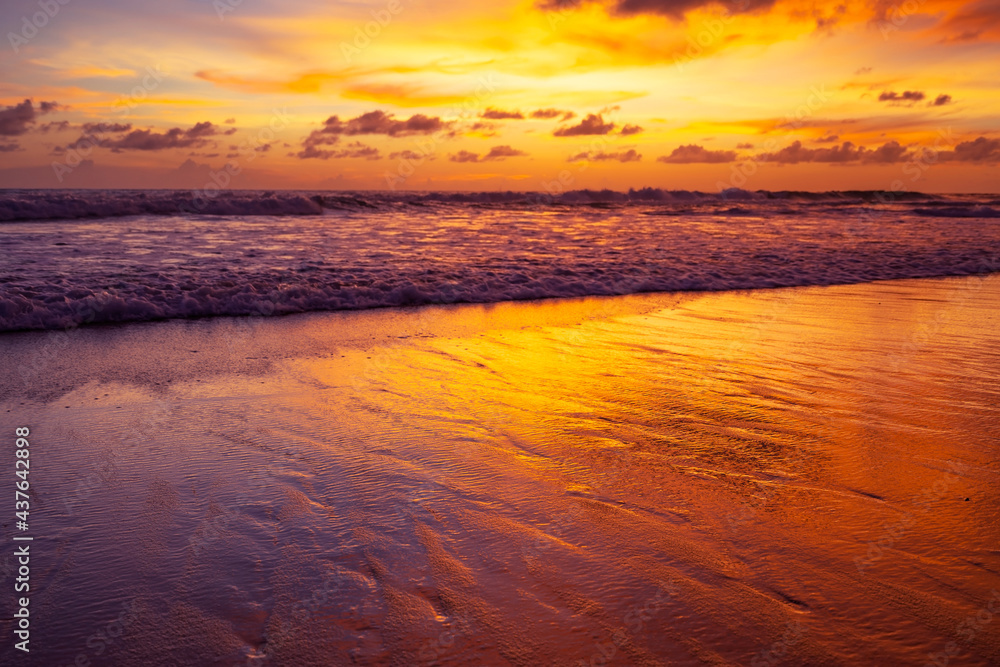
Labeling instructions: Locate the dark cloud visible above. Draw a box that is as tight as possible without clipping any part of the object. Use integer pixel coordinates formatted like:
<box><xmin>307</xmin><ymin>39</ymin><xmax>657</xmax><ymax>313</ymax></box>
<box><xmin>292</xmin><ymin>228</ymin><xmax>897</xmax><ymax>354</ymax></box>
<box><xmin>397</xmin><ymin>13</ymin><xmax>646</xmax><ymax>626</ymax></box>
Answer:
<box><xmin>63</xmin><ymin>121</ymin><xmax>226</xmax><ymax>153</ymax></box>
<box><xmin>484</xmin><ymin>145</ymin><xmax>528</xmax><ymax>160</ymax></box>
<box><xmin>931</xmin><ymin>94</ymin><xmax>953</xmax><ymax>106</ymax></box>
<box><xmin>297</xmin><ymin>110</ymin><xmax>449</xmax><ymax>159</ymax></box>
<box><xmin>657</xmin><ymin>144</ymin><xmax>737</xmax><ymax>163</ymax></box>
<box><xmin>112</xmin><ymin>122</ymin><xmax>222</xmax><ymax>150</ymax></box>
<box><xmin>736</xmin><ymin>142</ymin><xmax>755</xmax><ymax>149</ymax></box>
<box><xmin>450</xmin><ymin>150</ymin><xmax>481</xmax><ymax>163</ymax></box>
<box><xmin>934</xmin><ymin>1</ymin><xmax>1000</xmax><ymax>43</ymax></box>
<box><xmin>553</xmin><ymin>113</ymin><xmax>616</xmax><ymax>136</ymax></box>
<box><xmin>530</xmin><ymin>108</ymin><xmax>575</xmax><ymax>121</ymax></box>
<box><xmin>82</xmin><ymin>122</ymin><xmax>133</xmax><ymax>133</ymax></box>
<box><xmin>864</xmin><ymin>140</ymin><xmax>910</xmax><ymax>163</ymax></box>
<box><xmin>620</xmin><ymin>124</ymin><xmax>643</xmax><ymax>136</ymax></box>
<box><xmin>815</xmin><ymin>134</ymin><xmax>839</xmax><ymax>143</ymax></box>
<box><xmin>937</xmin><ymin>136</ymin><xmax>1000</xmax><ymax>163</ymax></box>
<box><xmin>468</xmin><ymin>121</ymin><xmax>499</xmax><ymax>136</ymax></box>
<box><xmin>449</xmin><ymin>145</ymin><xmax>528</xmax><ymax>162</ymax></box>
<box><xmin>297</xmin><ymin>139</ymin><xmax>381</xmax><ymax>160</ymax></box>
<box><xmin>878</xmin><ymin>90</ymin><xmax>926</xmax><ymax>104</ymax></box>
<box><xmin>0</xmin><ymin>142</ymin><xmax>21</xmax><ymax>152</ymax></box>
<box><xmin>389</xmin><ymin>149</ymin><xmax>436</xmax><ymax>161</ymax></box>
<box><xmin>757</xmin><ymin>139</ymin><xmax>913</xmax><ymax>163</ymax></box>
<box><xmin>540</xmin><ymin>0</ymin><xmax>772</xmax><ymax>20</ymax></box>
<box><xmin>0</xmin><ymin>99</ymin><xmax>60</xmax><ymax>136</ymax></box>
<box><xmin>39</xmin><ymin>120</ymin><xmax>71</xmax><ymax>133</ymax></box>
<box><xmin>481</xmin><ymin>108</ymin><xmax>525</xmax><ymax>120</ymax></box>
<box><xmin>311</xmin><ymin>110</ymin><xmax>449</xmax><ymax>137</ymax></box>
<box><xmin>568</xmin><ymin>149</ymin><xmax>641</xmax><ymax>162</ymax></box>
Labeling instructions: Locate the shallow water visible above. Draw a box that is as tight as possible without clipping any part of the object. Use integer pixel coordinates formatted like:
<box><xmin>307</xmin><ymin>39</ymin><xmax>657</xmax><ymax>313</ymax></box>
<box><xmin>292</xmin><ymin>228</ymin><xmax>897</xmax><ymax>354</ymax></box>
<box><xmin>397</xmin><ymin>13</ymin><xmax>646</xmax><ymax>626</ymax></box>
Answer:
<box><xmin>3</xmin><ymin>192</ymin><xmax>1000</xmax><ymax>332</ymax></box>
<box><xmin>1</xmin><ymin>276</ymin><xmax>999</xmax><ymax>665</ymax></box>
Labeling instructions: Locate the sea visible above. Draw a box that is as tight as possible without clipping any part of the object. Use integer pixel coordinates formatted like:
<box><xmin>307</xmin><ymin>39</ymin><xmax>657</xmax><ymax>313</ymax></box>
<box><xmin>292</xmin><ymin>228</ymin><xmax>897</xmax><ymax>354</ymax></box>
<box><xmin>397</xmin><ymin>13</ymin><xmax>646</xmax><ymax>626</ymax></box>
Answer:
<box><xmin>2</xmin><ymin>188</ymin><xmax>999</xmax><ymax>332</ymax></box>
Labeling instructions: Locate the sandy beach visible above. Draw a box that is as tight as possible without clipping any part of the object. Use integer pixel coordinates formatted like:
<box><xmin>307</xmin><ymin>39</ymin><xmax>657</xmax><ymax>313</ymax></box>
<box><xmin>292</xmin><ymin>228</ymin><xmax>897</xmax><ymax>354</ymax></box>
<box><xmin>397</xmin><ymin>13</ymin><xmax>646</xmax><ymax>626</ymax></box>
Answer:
<box><xmin>1</xmin><ymin>275</ymin><xmax>999</xmax><ymax>666</ymax></box>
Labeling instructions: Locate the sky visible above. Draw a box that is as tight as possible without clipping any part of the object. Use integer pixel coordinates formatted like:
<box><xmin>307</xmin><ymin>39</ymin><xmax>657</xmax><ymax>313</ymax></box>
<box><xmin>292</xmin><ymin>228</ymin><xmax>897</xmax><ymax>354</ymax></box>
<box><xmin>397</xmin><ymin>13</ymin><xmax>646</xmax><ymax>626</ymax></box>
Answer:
<box><xmin>0</xmin><ymin>0</ymin><xmax>997</xmax><ymax>191</ymax></box>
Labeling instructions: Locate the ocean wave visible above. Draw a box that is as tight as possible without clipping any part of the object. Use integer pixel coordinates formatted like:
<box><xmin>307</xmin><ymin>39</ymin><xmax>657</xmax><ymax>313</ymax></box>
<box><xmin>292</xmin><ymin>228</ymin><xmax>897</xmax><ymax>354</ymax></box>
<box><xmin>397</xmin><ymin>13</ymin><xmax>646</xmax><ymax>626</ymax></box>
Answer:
<box><xmin>912</xmin><ymin>206</ymin><xmax>1000</xmax><ymax>218</ymax></box>
<box><xmin>3</xmin><ymin>191</ymin><xmax>999</xmax><ymax>332</ymax></box>
<box><xmin>0</xmin><ymin>188</ymin><xmax>972</xmax><ymax>222</ymax></box>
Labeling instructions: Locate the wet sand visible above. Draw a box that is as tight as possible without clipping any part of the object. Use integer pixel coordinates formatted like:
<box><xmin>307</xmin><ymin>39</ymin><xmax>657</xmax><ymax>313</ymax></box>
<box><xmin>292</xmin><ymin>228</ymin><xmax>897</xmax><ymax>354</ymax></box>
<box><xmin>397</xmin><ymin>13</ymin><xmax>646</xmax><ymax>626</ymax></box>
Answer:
<box><xmin>1</xmin><ymin>276</ymin><xmax>999</xmax><ymax>666</ymax></box>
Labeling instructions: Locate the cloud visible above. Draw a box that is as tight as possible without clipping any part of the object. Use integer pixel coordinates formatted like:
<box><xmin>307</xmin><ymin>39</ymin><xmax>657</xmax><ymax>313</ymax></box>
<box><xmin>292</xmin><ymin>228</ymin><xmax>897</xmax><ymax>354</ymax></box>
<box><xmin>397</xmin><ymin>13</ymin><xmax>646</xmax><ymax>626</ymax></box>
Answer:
<box><xmin>450</xmin><ymin>150</ymin><xmax>481</xmax><ymax>163</ymax></box>
<box><xmin>484</xmin><ymin>145</ymin><xmax>528</xmax><ymax>160</ymax></box>
<box><xmin>321</xmin><ymin>110</ymin><xmax>449</xmax><ymax>136</ymax></box>
<box><xmin>0</xmin><ymin>99</ymin><xmax>60</xmax><ymax>136</ymax></box>
<box><xmin>301</xmin><ymin>110</ymin><xmax>449</xmax><ymax>157</ymax></box>
<box><xmin>39</xmin><ymin>120</ymin><xmax>71</xmax><ymax>133</ymax></box>
<box><xmin>568</xmin><ymin>149</ymin><xmax>641</xmax><ymax>162</ymax></box>
<box><xmin>620</xmin><ymin>124</ymin><xmax>643</xmax><ymax>136</ymax></box>
<box><xmin>657</xmin><ymin>144</ymin><xmax>737</xmax><ymax>163</ymax></box>
<box><xmin>931</xmin><ymin>94</ymin><xmax>953</xmax><ymax>106</ymax></box>
<box><xmin>297</xmin><ymin>110</ymin><xmax>449</xmax><ymax>159</ymax></box>
<box><xmin>554</xmin><ymin>113</ymin><xmax>616</xmax><ymax>136</ymax></box>
<box><xmin>0</xmin><ymin>143</ymin><xmax>22</xmax><ymax>152</ymax></box>
<box><xmin>540</xmin><ymin>0</ymin><xmax>776</xmax><ymax>20</ymax></box>
<box><xmin>297</xmin><ymin>139</ymin><xmax>381</xmax><ymax>160</ymax></box>
<box><xmin>815</xmin><ymin>134</ymin><xmax>839</xmax><ymax>143</ymax></box>
<box><xmin>530</xmin><ymin>108</ymin><xmax>575</xmax><ymax>120</ymax></box>
<box><xmin>224</xmin><ymin>117</ymin><xmax>236</xmax><ymax>124</ymax></box>
<box><xmin>82</xmin><ymin>122</ymin><xmax>133</xmax><ymax>133</ymax></box>
<box><xmin>449</xmin><ymin>145</ymin><xmax>528</xmax><ymax>162</ymax></box>
<box><xmin>481</xmin><ymin>108</ymin><xmax>525</xmax><ymax>120</ymax></box>
<box><xmin>467</xmin><ymin>121</ymin><xmax>499</xmax><ymax>137</ymax></box>
<box><xmin>933</xmin><ymin>0</ymin><xmax>1000</xmax><ymax>43</ymax></box>
<box><xmin>757</xmin><ymin>139</ymin><xmax>913</xmax><ymax>163</ymax></box>
<box><xmin>60</xmin><ymin>121</ymin><xmax>233</xmax><ymax>153</ymax></box>
<box><xmin>736</xmin><ymin>142</ymin><xmax>755</xmax><ymax>149</ymax></box>
<box><xmin>389</xmin><ymin>150</ymin><xmax>436</xmax><ymax>161</ymax></box>
<box><xmin>937</xmin><ymin>136</ymin><xmax>1000</xmax><ymax>163</ymax></box>
<box><xmin>110</xmin><ymin>122</ymin><xmax>224</xmax><ymax>151</ymax></box>
<box><xmin>878</xmin><ymin>90</ymin><xmax>926</xmax><ymax>104</ymax></box>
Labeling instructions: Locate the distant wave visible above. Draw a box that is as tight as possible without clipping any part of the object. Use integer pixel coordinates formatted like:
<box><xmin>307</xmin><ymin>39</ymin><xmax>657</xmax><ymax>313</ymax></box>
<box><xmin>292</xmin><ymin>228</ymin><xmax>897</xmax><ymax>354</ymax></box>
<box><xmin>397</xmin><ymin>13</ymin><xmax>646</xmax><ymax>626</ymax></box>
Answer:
<box><xmin>912</xmin><ymin>206</ymin><xmax>1000</xmax><ymax>218</ymax></box>
<box><xmin>1</xmin><ymin>188</ymin><xmax>991</xmax><ymax>222</ymax></box>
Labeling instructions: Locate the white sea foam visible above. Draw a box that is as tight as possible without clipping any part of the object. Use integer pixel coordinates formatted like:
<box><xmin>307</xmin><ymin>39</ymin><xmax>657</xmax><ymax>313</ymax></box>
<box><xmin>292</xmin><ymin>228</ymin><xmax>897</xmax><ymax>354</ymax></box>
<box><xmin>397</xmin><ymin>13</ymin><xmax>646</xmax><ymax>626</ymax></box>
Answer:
<box><xmin>1</xmin><ymin>190</ymin><xmax>998</xmax><ymax>331</ymax></box>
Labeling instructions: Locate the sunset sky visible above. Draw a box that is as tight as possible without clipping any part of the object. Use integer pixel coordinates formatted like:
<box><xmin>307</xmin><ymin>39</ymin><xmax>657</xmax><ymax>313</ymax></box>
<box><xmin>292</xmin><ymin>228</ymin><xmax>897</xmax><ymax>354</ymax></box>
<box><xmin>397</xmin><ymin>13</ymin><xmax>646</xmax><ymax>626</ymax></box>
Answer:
<box><xmin>0</xmin><ymin>0</ymin><xmax>997</xmax><ymax>191</ymax></box>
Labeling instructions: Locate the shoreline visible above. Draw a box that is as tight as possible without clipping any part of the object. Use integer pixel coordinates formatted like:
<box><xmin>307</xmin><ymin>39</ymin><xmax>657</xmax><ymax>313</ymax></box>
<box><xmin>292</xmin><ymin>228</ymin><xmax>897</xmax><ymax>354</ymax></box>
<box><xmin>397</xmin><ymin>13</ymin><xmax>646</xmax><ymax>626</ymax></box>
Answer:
<box><xmin>1</xmin><ymin>273</ymin><xmax>999</xmax><ymax>665</ymax></box>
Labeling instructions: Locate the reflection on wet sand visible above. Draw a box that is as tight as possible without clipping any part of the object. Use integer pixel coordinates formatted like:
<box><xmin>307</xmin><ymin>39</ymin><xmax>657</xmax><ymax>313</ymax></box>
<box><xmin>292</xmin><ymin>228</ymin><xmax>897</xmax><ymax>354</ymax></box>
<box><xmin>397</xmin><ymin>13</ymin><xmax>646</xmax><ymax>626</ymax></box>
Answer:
<box><xmin>1</xmin><ymin>276</ymin><xmax>998</xmax><ymax>666</ymax></box>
